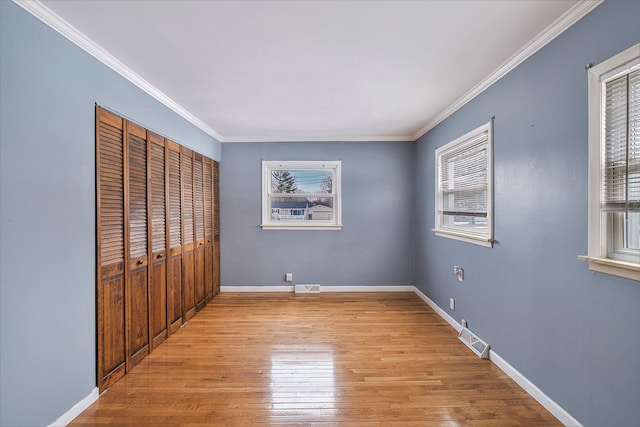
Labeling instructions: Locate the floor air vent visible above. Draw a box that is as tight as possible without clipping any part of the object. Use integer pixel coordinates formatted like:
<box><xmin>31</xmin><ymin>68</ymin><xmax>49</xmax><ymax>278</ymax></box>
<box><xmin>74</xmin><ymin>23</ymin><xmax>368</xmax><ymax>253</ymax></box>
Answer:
<box><xmin>458</xmin><ymin>327</ymin><xmax>490</xmax><ymax>359</ymax></box>
<box><xmin>295</xmin><ymin>284</ymin><xmax>320</xmax><ymax>294</ymax></box>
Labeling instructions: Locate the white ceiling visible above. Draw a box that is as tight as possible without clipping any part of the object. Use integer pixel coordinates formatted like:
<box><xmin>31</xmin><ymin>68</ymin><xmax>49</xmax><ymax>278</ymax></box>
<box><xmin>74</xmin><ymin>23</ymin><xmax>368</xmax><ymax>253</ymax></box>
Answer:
<box><xmin>29</xmin><ymin>0</ymin><xmax>597</xmax><ymax>142</ymax></box>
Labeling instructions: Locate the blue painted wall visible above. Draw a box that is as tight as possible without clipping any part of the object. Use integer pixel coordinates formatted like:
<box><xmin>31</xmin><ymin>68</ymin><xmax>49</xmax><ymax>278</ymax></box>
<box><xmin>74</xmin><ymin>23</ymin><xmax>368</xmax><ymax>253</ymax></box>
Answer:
<box><xmin>0</xmin><ymin>2</ymin><xmax>220</xmax><ymax>425</ymax></box>
<box><xmin>2</xmin><ymin>0</ymin><xmax>639</xmax><ymax>425</ymax></box>
<box><xmin>221</xmin><ymin>141</ymin><xmax>415</xmax><ymax>287</ymax></box>
<box><xmin>415</xmin><ymin>0</ymin><xmax>639</xmax><ymax>425</ymax></box>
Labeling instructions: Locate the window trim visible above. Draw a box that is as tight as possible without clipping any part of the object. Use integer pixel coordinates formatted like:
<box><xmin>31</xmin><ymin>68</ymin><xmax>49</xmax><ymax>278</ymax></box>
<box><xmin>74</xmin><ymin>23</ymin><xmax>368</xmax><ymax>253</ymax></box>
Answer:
<box><xmin>433</xmin><ymin>121</ymin><xmax>494</xmax><ymax>247</ymax></box>
<box><xmin>582</xmin><ymin>43</ymin><xmax>640</xmax><ymax>281</ymax></box>
<box><xmin>261</xmin><ymin>160</ymin><xmax>342</xmax><ymax>230</ymax></box>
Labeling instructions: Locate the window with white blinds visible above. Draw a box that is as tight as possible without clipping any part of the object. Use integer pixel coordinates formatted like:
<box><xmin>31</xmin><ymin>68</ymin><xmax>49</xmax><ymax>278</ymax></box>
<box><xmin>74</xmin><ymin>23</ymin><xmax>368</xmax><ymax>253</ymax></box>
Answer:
<box><xmin>583</xmin><ymin>43</ymin><xmax>640</xmax><ymax>281</ymax></box>
<box><xmin>434</xmin><ymin>121</ymin><xmax>493</xmax><ymax>247</ymax></box>
<box><xmin>604</xmin><ymin>69</ymin><xmax>640</xmax><ymax>214</ymax></box>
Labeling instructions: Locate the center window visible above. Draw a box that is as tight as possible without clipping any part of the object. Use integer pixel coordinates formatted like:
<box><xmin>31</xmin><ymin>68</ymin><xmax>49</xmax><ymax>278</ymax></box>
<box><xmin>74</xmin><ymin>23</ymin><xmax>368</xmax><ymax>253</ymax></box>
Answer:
<box><xmin>262</xmin><ymin>161</ymin><xmax>342</xmax><ymax>230</ymax></box>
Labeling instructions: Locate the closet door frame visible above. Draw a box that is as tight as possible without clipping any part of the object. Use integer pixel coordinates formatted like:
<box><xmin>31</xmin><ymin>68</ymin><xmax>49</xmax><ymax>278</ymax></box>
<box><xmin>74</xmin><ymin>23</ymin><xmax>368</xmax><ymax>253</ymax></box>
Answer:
<box><xmin>148</xmin><ymin>131</ymin><xmax>168</xmax><ymax>350</ymax></box>
<box><xmin>124</xmin><ymin>121</ymin><xmax>150</xmax><ymax>371</ymax></box>
<box><xmin>96</xmin><ymin>107</ymin><xmax>127</xmax><ymax>392</ymax></box>
<box><xmin>166</xmin><ymin>140</ymin><xmax>184</xmax><ymax>334</ymax></box>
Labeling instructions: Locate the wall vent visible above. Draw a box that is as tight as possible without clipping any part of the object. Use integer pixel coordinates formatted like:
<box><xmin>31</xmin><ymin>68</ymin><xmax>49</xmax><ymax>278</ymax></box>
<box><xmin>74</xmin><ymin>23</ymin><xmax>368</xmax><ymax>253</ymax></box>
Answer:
<box><xmin>295</xmin><ymin>284</ymin><xmax>321</xmax><ymax>294</ymax></box>
<box><xmin>458</xmin><ymin>327</ymin><xmax>490</xmax><ymax>359</ymax></box>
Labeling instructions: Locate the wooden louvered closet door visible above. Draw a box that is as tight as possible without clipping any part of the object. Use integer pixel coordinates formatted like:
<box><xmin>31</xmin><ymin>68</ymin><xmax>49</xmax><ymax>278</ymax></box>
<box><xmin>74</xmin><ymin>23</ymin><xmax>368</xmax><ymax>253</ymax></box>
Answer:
<box><xmin>213</xmin><ymin>160</ymin><xmax>221</xmax><ymax>296</ymax></box>
<box><xmin>96</xmin><ymin>107</ymin><xmax>127</xmax><ymax>391</ymax></box>
<box><xmin>203</xmin><ymin>157</ymin><xmax>214</xmax><ymax>303</ymax></box>
<box><xmin>166</xmin><ymin>140</ymin><xmax>183</xmax><ymax>334</ymax></box>
<box><xmin>125</xmin><ymin>122</ymin><xmax>150</xmax><ymax>370</ymax></box>
<box><xmin>96</xmin><ymin>106</ymin><xmax>220</xmax><ymax>390</ymax></box>
<box><xmin>149</xmin><ymin>132</ymin><xmax>167</xmax><ymax>349</ymax></box>
<box><xmin>193</xmin><ymin>153</ymin><xmax>206</xmax><ymax>311</ymax></box>
<box><xmin>181</xmin><ymin>147</ymin><xmax>196</xmax><ymax>320</ymax></box>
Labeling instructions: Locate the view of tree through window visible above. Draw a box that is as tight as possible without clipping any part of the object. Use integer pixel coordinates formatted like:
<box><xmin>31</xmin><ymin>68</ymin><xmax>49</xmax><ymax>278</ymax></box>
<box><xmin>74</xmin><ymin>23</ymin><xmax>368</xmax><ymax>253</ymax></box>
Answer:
<box><xmin>269</xmin><ymin>169</ymin><xmax>334</xmax><ymax>222</ymax></box>
<box><xmin>262</xmin><ymin>161</ymin><xmax>342</xmax><ymax>229</ymax></box>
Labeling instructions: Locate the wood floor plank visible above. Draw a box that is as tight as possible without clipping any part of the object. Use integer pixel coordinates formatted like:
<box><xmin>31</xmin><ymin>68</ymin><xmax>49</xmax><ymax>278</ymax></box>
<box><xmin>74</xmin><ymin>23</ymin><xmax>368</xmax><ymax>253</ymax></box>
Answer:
<box><xmin>72</xmin><ymin>292</ymin><xmax>560</xmax><ymax>426</ymax></box>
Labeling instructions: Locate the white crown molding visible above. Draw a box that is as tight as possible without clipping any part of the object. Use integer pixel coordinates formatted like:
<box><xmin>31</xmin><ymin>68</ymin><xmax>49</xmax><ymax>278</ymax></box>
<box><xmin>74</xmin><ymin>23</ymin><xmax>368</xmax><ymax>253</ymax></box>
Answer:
<box><xmin>413</xmin><ymin>0</ymin><xmax>604</xmax><ymax>140</ymax></box>
<box><xmin>222</xmin><ymin>135</ymin><xmax>415</xmax><ymax>143</ymax></box>
<box><xmin>15</xmin><ymin>0</ymin><xmax>602</xmax><ymax>144</ymax></box>
<box><xmin>13</xmin><ymin>0</ymin><xmax>225</xmax><ymax>142</ymax></box>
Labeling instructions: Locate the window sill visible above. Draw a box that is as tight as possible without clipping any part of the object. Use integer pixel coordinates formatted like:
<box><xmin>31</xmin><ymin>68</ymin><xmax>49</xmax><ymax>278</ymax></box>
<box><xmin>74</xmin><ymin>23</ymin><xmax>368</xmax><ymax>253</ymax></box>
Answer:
<box><xmin>433</xmin><ymin>229</ymin><xmax>493</xmax><ymax>248</ymax></box>
<box><xmin>577</xmin><ymin>255</ymin><xmax>640</xmax><ymax>281</ymax></box>
<box><xmin>261</xmin><ymin>223</ymin><xmax>343</xmax><ymax>231</ymax></box>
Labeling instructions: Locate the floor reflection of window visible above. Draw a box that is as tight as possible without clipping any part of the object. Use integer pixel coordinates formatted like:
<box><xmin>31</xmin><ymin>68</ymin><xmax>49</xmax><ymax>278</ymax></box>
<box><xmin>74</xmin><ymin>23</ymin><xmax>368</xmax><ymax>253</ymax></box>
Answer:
<box><xmin>269</xmin><ymin>345</ymin><xmax>336</xmax><ymax>419</ymax></box>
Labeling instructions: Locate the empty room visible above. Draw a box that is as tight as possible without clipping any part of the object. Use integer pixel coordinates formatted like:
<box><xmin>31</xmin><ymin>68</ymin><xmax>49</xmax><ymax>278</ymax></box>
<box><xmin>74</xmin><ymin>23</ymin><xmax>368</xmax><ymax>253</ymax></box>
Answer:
<box><xmin>0</xmin><ymin>0</ymin><xmax>639</xmax><ymax>426</ymax></box>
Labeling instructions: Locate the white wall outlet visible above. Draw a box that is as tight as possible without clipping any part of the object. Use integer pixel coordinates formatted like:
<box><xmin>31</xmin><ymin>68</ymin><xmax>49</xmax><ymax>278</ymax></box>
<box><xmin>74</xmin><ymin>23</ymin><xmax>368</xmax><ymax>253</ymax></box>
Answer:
<box><xmin>285</xmin><ymin>273</ymin><xmax>293</xmax><ymax>282</ymax></box>
<box><xmin>461</xmin><ymin>319</ymin><xmax>468</xmax><ymax>328</ymax></box>
<box><xmin>453</xmin><ymin>266</ymin><xmax>464</xmax><ymax>282</ymax></box>
<box><xmin>450</xmin><ymin>297</ymin><xmax>455</xmax><ymax>311</ymax></box>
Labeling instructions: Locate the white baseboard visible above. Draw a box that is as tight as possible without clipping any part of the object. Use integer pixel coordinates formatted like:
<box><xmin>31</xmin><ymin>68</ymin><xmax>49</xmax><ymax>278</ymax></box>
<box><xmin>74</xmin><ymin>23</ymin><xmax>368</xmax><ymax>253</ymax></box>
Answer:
<box><xmin>221</xmin><ymin>285</ymin><xmax>293</xmax><ymax>292</ymax></box>
<box><xmin>413</xmin><ymin>286</ymin><xmax>581</xmax><ymax>427</ymax></box>
<box><xmin>49</xmin><ymin>387</ymin><xmax>99</xmax><ymax>427</ymax></box>
<box><xmin>320</xmin><ymin>285</ymin><xmax>415</xmax><ymax>292</ymax></box>
<box><xmin>489</xmin><ymin>351</ymin><xmax>582</xmax><ymax>427</ymax></box>
<box><xmin>413</xmin><ymin>287</ymin><xmax>462</xmax><ymax>332</ymax></box>
<box><xmin>221</xmin><ymin>285</ymin><xmax>414</xmax><ymax>293</ymax></box>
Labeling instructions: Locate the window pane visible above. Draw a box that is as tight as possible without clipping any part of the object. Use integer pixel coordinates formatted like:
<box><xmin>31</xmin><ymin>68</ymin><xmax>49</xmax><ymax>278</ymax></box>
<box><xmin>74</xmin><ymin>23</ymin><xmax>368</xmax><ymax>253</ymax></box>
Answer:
<box><xmin>270</xmin><ymin>196</ymin><xmax>334</xmax><ymax>222</ymax></box>
<box><xmin>443</xmin><ymin>214</ymin><xmax>488</xmax><ymax>235</ymax></box>
<box><xmin>626</xmin><ymin>211</ymin><xmax>640</xmax><ymax>250</ymax></box>
<box><xmin>271</xmin><ymin>169</ymin><xmax>333</xmax><ymax>195</ymax></box>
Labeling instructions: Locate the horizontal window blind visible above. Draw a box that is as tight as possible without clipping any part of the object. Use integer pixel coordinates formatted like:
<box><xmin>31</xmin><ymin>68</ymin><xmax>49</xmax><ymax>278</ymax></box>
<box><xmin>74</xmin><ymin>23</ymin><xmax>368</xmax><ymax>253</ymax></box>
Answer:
<box><xmin>439</xmin><ymin>131</ymin><xmax>489</xmax><ymax>218</ymax></box>
<box><xmin>604</xmin><ymin>69</ymin><xmax>640</xmax><ymax>212</ymax></box>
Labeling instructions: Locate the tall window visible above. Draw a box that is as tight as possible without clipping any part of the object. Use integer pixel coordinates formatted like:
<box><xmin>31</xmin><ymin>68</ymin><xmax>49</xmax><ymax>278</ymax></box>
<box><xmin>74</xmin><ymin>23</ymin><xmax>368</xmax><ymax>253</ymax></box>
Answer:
<box><xmin>583</xmin><ymin>43</ymin><xmax>640</xmax><ymax>280</ymax></box>
<box><xmin>434</xmin><ymin>121</ymin><xmax>493</xmax><ymax>247</ymax></box>
<box><xmin>262</xmin><ymin>161</ymin><xmax>342</xmax><ymax>230</ymax></box>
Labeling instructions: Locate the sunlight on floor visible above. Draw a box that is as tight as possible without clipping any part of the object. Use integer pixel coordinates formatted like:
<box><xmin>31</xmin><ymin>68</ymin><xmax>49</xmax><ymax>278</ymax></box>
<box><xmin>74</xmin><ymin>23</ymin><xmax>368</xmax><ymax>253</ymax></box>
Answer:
<box><xmin>269</xmin><ymin>344</ymin><xmax>337</xmax><ymax>419</ymax></box>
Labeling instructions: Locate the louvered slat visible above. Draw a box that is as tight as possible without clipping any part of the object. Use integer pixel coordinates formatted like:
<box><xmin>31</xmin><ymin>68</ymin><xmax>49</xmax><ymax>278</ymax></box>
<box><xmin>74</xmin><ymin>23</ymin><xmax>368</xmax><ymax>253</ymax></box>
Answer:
<box><xmin>204</xmin><ymin>158</ymin><xmax>213</xmax><ymax>237</ymax></box>
<box><xmin>150</xmin><ymin>139</ymin><xmax>166</xmax><ymax>253</ymax></box>
<box><xmin>168</xmin><ymin>148</ymin><xmax>182</xmax><ymax>248</ymax></box>
<box><xmin>213</xmin><ymin>161</ymin><xmax>220</xmax><ymax>238</ymax></box>
<box><xmin>99</xmin><ymin>121</ymin><xmax>125</xmax><ymax>268</ymax></box>
<box><xmin>128</xmin><ymin>133</ymin><xmax>148</xmax><ymax>259</ymax></box>
<box><xmin>194</xmin><ymin>155</ymin><xmax>205</xmax><ymax>241</ymax></box>
<box><xmin>183</xmin><ymin>151</ymin><xmax>194</xmax><ymax>245</ymax></box>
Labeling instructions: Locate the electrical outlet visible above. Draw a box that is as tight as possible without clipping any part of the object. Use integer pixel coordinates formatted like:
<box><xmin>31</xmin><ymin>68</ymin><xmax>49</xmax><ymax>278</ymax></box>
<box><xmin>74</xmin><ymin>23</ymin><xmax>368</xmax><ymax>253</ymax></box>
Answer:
<box><xmin>454</xmin><ymin>266</ymin><xmax>464</xmax><ymax>282</ymax></box>
<box><xmin>461</xmin><ymin>319</ymin><xmax>468</xmax><ymax>328</ymax></box>
<box><xmin>285</xmin><ymin>273</ymin><xmax>293</xmax><ymax>282</ymax></box>
<box><xmin>450</xmin><ymin>297</ymin><xmax>455</xmax><ymax>311</ymax></box>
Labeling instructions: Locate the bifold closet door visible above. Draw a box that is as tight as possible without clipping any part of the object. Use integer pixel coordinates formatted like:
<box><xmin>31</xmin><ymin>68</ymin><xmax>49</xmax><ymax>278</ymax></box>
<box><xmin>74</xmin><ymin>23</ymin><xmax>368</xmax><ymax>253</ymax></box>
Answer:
<box><xmin>194</xmin><ymin>153</ymin><xmax>206</xmax><ymax>311</ymax></box>
<box><xmin>96</xmin><ymin>107</ymin><xmax>126</xmax><ymax>391</ymax></box>
<box><xmin>204</xmin><ymin>157</ymin><xmax>214</xmax><ymax>302</ymax></box>
<box><xmin>149</xmin><ymin>132</ymin><xmax>168</xmax><ymax>349</ymax></box>
<box><xmin>181</xmin><ymin>146</ymin><xmax>196</xmax><ymax>321</ymax></box>
<box><xmin>125</xmin><ymin>122</ymin><xmax>150</xmax><ymax>370</ymax></box>
<box><xmin>166</xmin><ymin>140</ymin><xmax>183</xmax><ymax>334</ymax></box>
<box><xmin>213</xmin><ymin>160</ymin><xmax>221</xmax><ymax>296</ymax></box>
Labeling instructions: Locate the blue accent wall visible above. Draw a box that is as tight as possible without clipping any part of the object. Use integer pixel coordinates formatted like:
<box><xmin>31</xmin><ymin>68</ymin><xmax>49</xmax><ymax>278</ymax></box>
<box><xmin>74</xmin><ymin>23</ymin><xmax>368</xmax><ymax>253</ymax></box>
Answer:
<box><xmin>221</xmin><ymin>141</ymin><xmax>415</xmax><ymax>287</ymax></box>
<box><xmin>0</xmin><ymin>2</ymin><xmax>220</xmax><ymax>425</ymax></box>
<box><xmin>415</xmin><ymin>0</ymin><xmax>640</xmax><ymax>425</ymax></box>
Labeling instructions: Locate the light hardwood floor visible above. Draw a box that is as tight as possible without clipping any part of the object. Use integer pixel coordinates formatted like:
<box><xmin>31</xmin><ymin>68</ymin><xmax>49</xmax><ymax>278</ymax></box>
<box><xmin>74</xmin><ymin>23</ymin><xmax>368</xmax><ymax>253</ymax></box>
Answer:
<box><xmin>72</xmin><ymin>292</ymin><xmax>560</xmax><ymax>426</ymax></box>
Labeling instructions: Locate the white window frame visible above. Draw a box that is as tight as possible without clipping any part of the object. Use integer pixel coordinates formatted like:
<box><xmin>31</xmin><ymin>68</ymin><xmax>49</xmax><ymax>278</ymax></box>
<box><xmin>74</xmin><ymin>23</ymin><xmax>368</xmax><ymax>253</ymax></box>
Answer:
<box><xmin>581</xmin><ymin>43</ymin><xmax>640</xmax><ymax>281</ymax></box>
<box><xmin>433</xmin><ymin>121</ymin><xmax>493</xmax><ymax>247</ymax></box>
<box><xmin>261</xmin><ymin>160</ymin><xmax>342</xmax><ymax>230</ymax></box>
